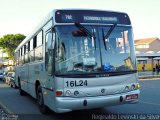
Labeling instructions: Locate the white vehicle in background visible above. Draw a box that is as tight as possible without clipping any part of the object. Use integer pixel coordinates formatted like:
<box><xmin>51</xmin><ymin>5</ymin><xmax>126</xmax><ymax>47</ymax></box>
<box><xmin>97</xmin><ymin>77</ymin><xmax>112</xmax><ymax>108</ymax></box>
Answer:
<box><xmin>5</xmin><ymin>72</ymin><xmax>14</xmax><ymax>85</ymax></box>
<box><xmin>10</xmin><ymin>72</ymin><xmax>18</xmax><ymax>88</ymax></box>
<box><xmin>14</xmin><ymin>9</ymin><xmax>140</xmax><ymax>114</ymax></box>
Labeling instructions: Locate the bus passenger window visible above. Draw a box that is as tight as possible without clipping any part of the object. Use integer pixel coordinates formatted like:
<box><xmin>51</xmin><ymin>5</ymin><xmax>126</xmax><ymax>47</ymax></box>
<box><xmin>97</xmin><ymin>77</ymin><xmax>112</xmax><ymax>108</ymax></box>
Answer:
<box><xmin>29</xmin><ymin>39</ymin><xmax>35</xmax><ymax>62</ymax></box>
<box><xmin>37</xmin><ymin>31</ymin><xmax>43</xmax><ymax>46</ymax></box>
<box><xmin>35</xmin><ymin>31</ymin><xmax>43</xmax><ymax>60</ymax></box>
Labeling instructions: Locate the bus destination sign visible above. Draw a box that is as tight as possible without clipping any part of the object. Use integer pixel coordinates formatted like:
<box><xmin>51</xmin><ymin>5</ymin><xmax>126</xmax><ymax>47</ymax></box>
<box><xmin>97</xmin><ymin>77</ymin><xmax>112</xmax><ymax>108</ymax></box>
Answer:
<box><xmin>61</xmin><ymin>14</ymin><xmax>117</xmax><ymax>23</ymax></box>
<box><xmin>83</xmin><ymin>16</ymin><xmax>117</xmax><ymax>23</ymax></box>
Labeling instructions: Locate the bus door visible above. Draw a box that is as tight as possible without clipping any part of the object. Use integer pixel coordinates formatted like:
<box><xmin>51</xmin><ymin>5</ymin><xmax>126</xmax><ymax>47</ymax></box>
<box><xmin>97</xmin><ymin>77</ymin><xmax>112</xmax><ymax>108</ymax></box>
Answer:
<box><xmin>44</xmin><ymin>29</ymin><xmax>55</xmax><ymax>94</ymax></box>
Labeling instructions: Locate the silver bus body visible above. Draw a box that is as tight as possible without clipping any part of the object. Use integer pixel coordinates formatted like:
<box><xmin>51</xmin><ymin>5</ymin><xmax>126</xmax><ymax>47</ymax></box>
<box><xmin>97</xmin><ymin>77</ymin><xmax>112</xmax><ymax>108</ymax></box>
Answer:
<box><xmin>14</xmin><ymin>9</ymin><xmax>140</xmax><ymax>113</ymax></box>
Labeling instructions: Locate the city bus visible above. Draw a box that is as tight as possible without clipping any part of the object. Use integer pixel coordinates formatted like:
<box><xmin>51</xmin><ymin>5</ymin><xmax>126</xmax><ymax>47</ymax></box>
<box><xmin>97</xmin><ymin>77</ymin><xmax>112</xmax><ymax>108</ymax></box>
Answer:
<box><xmin>14</xmin><ymin>9</ymin><xmax>140</xmax><ymax>113</ymax></box>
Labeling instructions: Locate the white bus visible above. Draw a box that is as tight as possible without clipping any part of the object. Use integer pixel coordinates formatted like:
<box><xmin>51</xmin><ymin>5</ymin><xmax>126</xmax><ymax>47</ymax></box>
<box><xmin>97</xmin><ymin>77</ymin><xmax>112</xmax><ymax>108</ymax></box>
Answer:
<box><xmin>14</xmin><ymin>9</ymin><xmax>140</xmax><ymax>113</ymax></box>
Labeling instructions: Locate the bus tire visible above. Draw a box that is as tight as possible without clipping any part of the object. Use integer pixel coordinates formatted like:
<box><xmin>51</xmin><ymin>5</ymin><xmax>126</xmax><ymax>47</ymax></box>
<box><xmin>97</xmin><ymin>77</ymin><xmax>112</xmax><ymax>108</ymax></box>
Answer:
<box><xmin>36</xmin><ymin>85</ymin><xmax>48</xmax><ymax>114</ymax></box>
<box><xmin>18</xmin><ymin>79</ymin><xmax>25</xmax><ymax>96</ymax></box>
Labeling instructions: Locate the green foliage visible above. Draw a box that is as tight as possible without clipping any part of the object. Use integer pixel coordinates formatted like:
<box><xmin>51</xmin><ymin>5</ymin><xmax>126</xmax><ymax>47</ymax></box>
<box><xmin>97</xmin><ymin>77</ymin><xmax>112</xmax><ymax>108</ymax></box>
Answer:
<box><xmin>0</xmin><ymin>34</ymin><xmax>26</xmax><ymax>60</ymax></box>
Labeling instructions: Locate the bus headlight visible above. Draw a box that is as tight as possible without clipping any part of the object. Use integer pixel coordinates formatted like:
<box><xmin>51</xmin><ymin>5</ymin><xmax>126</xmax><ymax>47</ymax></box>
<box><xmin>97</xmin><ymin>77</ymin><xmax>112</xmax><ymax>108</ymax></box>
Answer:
<box><xmin>65</xmin><ymin>90</ymin><xmax>71</xmax><ymax>96</ymax></box>
<box><xmin>125</xmin><ymin>86</ymin><xmax>130</xmax><ymax>92</ymax></box>
<box><xmin>131</xmin><ymin>84</ymin><xmax>136</xmax><ymax>90</ymax></box>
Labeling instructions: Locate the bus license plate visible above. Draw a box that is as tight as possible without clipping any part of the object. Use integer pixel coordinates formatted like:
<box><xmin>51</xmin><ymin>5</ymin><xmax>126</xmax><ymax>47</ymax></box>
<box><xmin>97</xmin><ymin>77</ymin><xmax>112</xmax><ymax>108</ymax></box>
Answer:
<box><xmin>125</xmin><ymin>94</ymin><xmax>138</xmax><ymax>101</ymax></box>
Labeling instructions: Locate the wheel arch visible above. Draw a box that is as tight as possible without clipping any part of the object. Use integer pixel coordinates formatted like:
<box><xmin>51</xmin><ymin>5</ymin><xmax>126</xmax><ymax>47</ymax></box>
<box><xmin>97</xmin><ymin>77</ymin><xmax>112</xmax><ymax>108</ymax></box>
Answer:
<box><xmin>35</xmin><ymin>80</ymin><xmax>41</xmax><ymax>97</ymax></box>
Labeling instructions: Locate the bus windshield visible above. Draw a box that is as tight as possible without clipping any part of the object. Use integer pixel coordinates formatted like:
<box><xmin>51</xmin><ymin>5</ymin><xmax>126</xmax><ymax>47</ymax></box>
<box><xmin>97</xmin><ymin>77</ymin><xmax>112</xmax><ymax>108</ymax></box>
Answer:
<box><xmin>55</xmin><ymin>25</ymin><xmax>136</xmax><ymax>75</ymax></box>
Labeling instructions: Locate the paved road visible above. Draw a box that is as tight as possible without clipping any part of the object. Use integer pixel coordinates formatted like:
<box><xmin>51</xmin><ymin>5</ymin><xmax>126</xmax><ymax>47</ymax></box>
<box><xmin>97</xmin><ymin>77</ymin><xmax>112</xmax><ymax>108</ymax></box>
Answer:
<box><xmin>0</xmin><ymin>80</ymin><xmax>160</xmax><ymax>120</ymax></box>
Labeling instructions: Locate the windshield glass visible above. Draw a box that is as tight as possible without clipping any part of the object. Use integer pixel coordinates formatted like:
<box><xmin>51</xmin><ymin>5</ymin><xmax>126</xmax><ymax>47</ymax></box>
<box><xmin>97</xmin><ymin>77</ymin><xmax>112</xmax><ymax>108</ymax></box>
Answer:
<box><xmin>55</xmin><ymin>25</ymin><xmax>136</xmax><ymax>75</ymax></box>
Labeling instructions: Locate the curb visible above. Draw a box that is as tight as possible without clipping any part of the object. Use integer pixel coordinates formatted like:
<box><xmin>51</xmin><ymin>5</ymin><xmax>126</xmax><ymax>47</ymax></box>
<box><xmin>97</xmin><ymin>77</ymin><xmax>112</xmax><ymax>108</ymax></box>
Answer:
<box><xmin>139</xmin><ymin>76</ymin><xmax>160</xmax><ymax>81</ymax></box>
<box><xmin>0</xmin><ymin>100</ymin><xmax>19</xmax><ymax>120</ymax></box>
<box><xmin>0</xmin><ymin>100</ymin><xmax>13</xmax><ymax>115</ymax></box>
<box><xmin>139</xmin><ymin>75</ymin><xmax>160</xmax><ymax>79</ymax></box>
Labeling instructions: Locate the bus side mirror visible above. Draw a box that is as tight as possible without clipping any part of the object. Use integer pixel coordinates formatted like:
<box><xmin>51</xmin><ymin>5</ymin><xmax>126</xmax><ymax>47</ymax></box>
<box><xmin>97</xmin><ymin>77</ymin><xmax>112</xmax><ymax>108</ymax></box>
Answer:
<box><xmin>47</xmin><ymin>33</ymin><xmax>55</xmax><ymax>50</ymax></box>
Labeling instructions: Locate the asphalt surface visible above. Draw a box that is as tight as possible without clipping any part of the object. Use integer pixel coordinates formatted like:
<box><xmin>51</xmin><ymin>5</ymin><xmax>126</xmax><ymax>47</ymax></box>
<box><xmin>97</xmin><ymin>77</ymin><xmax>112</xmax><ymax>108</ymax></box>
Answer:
<box><xmin>0</xmin><ymin>79</ymin><xmax>160</xmax><ymax>120</ymax></box>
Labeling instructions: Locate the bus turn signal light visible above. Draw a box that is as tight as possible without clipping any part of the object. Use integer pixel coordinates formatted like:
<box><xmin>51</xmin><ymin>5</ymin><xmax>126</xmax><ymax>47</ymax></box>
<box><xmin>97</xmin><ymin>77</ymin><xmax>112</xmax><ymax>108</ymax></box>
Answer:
<box><xmin>137</xmin><ymin>84</ymin><xmax>140</xmax><ymax>89</ymax></box>
<box><xmin>56</xmin><ymin>91</ymin><xmax>63</xmax><ymax>96</ymax></box>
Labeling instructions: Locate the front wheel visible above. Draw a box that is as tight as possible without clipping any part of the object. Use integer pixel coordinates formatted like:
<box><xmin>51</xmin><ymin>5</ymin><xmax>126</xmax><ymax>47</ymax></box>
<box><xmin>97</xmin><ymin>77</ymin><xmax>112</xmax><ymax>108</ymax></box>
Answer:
<box><xmin>36</xmin><ymin>85</ymin><xmax>48</xmax><ymax>114</ymax></box>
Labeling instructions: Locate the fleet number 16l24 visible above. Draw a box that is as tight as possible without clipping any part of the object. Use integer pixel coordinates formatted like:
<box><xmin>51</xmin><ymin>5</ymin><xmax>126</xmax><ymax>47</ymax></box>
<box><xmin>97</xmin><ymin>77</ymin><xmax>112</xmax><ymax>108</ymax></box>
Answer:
<box><xmin>65</xmin><ymin>80</ymin><xmax>88</xmax><ymax>87</ymax></box>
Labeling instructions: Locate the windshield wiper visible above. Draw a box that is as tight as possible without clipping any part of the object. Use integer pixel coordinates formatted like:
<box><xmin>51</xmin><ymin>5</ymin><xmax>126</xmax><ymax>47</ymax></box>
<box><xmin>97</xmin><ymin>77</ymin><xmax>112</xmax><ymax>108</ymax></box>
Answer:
<box><xmin>102</xmin><ymin>28</ymin><xmax>107</xmax><ymax>50</ymax></box>
<box><xmin>102</xmin><ymin>24</ymin><xmax>117</xmax><ymax>50</ymax></box>
<box><xmin>75</xmin><ymin>22</ymin><xmax>96</xmax><ymax>49</ymax></box>
<box><xmin>105</xmin><ymin>24</ymin><xmax>117</xmax><ymax>39</ymax></box>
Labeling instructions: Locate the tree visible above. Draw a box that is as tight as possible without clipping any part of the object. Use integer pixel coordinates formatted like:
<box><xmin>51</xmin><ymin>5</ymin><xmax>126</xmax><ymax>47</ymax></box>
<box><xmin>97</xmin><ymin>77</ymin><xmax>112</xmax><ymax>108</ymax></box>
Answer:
<box><xmin>0</xmin><ymin>34</ymin><xmax>26</xmax><ymax>60</ymax></box>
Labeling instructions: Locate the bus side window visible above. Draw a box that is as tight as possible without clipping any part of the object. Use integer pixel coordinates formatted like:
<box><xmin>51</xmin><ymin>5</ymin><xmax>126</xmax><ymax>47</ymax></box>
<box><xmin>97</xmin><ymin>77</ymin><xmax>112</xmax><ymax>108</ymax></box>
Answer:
<box><xmin>29</xmin><ymin>39</ymin><xmax>34</xmax><ymax>62</ymax></box>
<box><xmin>35</xmin><ymin>31</ymin><xmax>43</xmax><ymax>61</ymax></box>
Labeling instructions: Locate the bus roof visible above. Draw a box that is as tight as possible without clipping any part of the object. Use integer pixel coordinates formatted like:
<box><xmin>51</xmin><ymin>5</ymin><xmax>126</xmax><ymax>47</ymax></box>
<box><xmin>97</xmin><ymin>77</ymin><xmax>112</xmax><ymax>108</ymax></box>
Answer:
<box><xmin>15</xmin><ymin>9</ymin><xmax>131</xmax><ymax>52</ymax></box>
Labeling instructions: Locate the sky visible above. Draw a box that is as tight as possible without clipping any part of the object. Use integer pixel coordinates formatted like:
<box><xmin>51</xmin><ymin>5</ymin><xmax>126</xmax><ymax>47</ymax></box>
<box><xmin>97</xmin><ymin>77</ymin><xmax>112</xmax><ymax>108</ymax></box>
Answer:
<box><xmin>0</xmin><ymin>0</ymin><xmax>160</xmax><ymax>40</ymax></box>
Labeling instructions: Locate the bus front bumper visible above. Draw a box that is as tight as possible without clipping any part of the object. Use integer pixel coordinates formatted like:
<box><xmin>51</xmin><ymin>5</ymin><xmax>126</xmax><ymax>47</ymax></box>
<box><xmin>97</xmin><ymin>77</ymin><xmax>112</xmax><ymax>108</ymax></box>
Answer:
<box><xmin>55</xmin><ymin>89</ymin><xmax>140</xmax><ymax>113</ymax></box>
